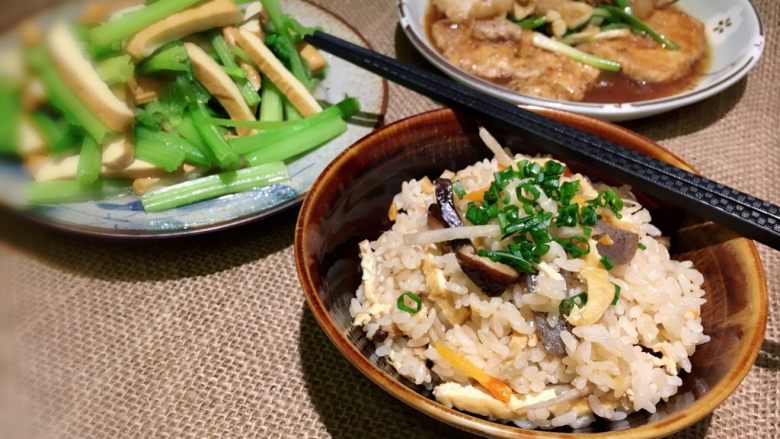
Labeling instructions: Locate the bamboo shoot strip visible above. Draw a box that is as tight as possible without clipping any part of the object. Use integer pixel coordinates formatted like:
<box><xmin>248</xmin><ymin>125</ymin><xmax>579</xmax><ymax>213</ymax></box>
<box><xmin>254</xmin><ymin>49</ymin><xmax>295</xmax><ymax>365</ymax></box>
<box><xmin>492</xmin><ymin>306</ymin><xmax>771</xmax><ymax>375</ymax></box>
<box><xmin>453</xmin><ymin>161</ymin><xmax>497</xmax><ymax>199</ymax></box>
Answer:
<box><xmin>27</xmin><ymin>179</ymin><xmax>131</xmax><ymax>205</ymax></box>
<box><xmin>141</xmin><ymin>161</ymin><xmax>289</xmax><ymax>212</ymax></box>
<box><xmin>245</xmin><ymin>117</ymin><xmax>346</xmax><ymax>166</ymax></box>
<box><xmin>90</xmin><ymin>0</ymin><xmax>204</xmax><ymax>48</ymax></box>
<box><xmin>77</xmin><ymin>136</ymin><xmax>102</xmax><ymax>184</ymax></box>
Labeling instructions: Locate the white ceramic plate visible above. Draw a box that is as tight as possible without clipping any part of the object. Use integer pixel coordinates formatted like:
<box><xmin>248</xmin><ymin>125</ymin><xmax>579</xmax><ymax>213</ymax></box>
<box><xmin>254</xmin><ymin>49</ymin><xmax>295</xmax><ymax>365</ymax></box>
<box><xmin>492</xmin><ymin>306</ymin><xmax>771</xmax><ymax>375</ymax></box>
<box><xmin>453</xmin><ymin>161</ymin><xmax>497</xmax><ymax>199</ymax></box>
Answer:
<box><xmin>0</xmin><ymin>0</ymin><xmax>387</xmax><ymax>238</ymax></box>
<box><xmin>398</xmin><ymin>0</ymin><xmax>764</xmax><ymax>121</ymax></box>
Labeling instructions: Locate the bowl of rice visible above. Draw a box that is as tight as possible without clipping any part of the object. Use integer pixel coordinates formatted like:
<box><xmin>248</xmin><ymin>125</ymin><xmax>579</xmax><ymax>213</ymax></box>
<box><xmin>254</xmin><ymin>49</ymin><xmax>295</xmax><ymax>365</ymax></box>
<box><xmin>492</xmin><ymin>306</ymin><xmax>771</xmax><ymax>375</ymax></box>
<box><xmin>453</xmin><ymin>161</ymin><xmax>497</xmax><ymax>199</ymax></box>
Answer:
<box><xmin>294</xmin><ymin>108</ymin><xmax>767</xmax><ymax>437</ymax></box>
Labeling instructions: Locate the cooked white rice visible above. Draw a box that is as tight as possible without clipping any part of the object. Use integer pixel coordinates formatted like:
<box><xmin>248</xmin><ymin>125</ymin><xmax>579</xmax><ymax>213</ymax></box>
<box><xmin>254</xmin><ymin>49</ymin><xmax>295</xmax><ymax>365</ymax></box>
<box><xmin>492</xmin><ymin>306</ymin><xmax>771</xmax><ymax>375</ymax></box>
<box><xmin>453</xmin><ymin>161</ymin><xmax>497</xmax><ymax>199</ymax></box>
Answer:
<box><xmin>350</xmin><ymin>152</ymin><xmax>709</xmax><ymax>429</ymax></box>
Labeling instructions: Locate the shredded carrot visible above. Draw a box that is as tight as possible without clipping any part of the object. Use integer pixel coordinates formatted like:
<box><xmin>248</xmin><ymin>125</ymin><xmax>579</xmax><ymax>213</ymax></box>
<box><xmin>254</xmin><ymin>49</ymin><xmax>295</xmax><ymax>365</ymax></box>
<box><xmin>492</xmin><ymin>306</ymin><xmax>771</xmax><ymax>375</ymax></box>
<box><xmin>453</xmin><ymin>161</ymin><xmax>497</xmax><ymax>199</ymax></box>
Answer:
<box><xmin>388</xmin><ymin>202</ymin><xmax>398</xmax><ymax>221</ymax></box>
<box><xmin>433</xmin><ymin>342</ymin><xmax>512</xmax><ymax>403</ymax></box>
<box><xmin>497</xmin><ymin>163</ymin><xmax>510</xmax><ymax>171</ymax></box>
<box><xmin>463</xmin><ymin>187</ymin><xmax>489</xmax><ymax>202</ymax></box>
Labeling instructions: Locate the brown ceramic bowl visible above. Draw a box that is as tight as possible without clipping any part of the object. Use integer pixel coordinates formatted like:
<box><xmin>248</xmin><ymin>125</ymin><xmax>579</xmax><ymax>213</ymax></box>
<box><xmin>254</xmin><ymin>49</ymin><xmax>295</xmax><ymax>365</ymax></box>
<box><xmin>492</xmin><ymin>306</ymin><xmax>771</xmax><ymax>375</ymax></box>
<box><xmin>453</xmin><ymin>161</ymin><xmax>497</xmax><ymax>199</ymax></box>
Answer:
<box><xmin>294</xmin><ymin>108</ymin><xmax>768</xmax><ymax>438</ymax></box>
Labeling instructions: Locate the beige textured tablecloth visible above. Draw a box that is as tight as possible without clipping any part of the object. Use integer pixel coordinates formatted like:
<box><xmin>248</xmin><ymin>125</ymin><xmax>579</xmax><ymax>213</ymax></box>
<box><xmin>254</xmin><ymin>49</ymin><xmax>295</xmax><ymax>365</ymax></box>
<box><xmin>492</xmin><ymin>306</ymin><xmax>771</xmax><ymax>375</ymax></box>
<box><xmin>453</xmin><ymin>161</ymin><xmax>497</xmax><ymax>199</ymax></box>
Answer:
<box><xmin>0</xmin><ymin>1</ymin><xmax>778</xmax><ymax>438</ymax></box>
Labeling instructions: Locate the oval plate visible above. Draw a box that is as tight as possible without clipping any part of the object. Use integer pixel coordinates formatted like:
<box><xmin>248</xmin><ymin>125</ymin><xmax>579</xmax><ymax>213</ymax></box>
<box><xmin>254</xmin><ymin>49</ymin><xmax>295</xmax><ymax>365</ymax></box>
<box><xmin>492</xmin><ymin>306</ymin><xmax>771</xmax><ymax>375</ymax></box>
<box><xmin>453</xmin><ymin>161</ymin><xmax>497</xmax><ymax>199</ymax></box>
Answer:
<box><xmin>398</xmin><ymin>0</ymin><xmax>764</xmax><ymax>121</ymax></box>
<box><xmin>0</xmin><ymin>0</ymin><xmax>387</xmax><ymax>238</ymax></box>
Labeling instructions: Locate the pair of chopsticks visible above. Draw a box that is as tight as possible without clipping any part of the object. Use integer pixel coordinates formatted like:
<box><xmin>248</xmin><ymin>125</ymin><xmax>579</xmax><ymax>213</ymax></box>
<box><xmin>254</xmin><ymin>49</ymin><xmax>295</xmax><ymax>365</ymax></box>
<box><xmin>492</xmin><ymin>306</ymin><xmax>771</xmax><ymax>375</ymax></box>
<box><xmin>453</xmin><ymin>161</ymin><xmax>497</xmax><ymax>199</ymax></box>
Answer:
<box><xmin>304</xmin><ymin>31</ymin><xmax>780</xmax><ymax>251</ymax></box>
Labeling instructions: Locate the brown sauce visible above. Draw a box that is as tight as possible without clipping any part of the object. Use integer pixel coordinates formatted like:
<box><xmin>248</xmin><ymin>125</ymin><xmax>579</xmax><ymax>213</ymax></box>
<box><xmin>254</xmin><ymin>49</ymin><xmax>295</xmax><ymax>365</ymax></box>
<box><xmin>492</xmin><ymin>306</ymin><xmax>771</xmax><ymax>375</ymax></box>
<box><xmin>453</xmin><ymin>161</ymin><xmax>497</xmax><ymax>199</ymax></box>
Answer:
<box><xmin>424</xmin><ymin>6</ymin><xmax>710</xmax><ymax>104</ymax></box>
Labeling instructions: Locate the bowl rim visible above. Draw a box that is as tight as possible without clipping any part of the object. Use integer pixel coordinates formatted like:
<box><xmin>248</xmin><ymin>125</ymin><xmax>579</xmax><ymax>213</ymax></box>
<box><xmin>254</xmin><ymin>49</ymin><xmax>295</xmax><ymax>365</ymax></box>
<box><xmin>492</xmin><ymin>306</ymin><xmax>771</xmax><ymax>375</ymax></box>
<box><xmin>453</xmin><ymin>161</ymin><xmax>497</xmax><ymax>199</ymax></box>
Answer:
<box><xmin>294</xmin><ymin>108</ymin><xmax>768</xmax><ymax>438</ymax></box>
<box><xmin>396</xmin><ymin>0</ymin><xmax>765</xmax><ymax>121</ymax></box>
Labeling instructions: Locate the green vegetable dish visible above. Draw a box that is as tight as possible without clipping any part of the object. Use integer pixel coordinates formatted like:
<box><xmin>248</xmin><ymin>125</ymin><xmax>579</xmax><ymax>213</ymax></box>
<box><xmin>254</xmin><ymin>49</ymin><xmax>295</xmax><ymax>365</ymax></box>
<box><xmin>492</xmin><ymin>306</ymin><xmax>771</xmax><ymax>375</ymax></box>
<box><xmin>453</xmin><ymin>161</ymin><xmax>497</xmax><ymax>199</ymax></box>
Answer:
<box><xmin>0</xmin><ymin>0</ymin><xmax>360</xmax><ymax>212</ymax></box>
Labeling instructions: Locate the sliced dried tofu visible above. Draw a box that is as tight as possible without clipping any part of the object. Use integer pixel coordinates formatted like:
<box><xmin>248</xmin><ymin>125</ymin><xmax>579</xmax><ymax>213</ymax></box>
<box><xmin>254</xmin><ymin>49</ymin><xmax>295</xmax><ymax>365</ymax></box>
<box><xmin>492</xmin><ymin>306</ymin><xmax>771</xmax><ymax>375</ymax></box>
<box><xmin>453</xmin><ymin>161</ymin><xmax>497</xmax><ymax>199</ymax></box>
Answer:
<box><xmin>18</xmin><ymin>117</ymin><xmax>48</xmax><ymax>157</ymax></box>
<box><xmin>299</xmin><ymin>43</ymin><xmax>327</xmax><ymax>76</ymax></box>
<box><xmin>127</xmin><ymin>76</ymin><xmax>166</xmax><ymax>106</ymax></box>
<box><xmin>126</xmin><ymin>0</ymin><xmax>243</xmax><ymax>59</ymax></box>
<box><xmin>102</xmin><ymin>135</ymin><xmax>135</xmax><ymax>170</ymax></box>
<box><xmin>566</xmin><ymin>243</ymin><xmax>613</xmax><ymax>327</ymax></box>
<box><xmin>434</xmin><ymin>383</ymin><xmax>557</xmax><ymax>419</ymax></box>
<box><xmin>234</xmin><ymin>29</ymin><xmax>323</xmax><ymax>117</ymax></box>
<box><xmin>185</xmin><ymin>42</ymin><xmax>256</xmax><ymax>136</ymax></box>
<box><xmin>48</xmin><ymin>22</ymin><xmax>134</xmax><ymax>133</ymax></box>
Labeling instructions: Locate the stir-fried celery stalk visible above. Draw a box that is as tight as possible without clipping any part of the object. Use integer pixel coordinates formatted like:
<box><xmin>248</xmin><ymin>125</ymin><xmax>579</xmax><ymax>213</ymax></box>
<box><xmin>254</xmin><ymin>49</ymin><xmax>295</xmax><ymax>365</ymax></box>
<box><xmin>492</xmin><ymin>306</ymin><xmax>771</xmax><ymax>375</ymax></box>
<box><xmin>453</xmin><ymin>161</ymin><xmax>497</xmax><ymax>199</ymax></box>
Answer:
<box><xmin>0</xmin><ymin>83</ymin><xmax>20</xmax><ymax>156</ymax></box>
<box><xmin>138</xmin><ymin>43</ymin><xmax>191</xmax><ymax>74</ymax></box>
<box><xmin>175</xmin><ymin>113</ymin><xmax>215</xmax><ymax>163</ymax></box>
<box><xmin>598</xmin><ymin>6</ymin><xmax>680</xmax><ymax>50</ymax></box>
<box><xmin>176</xmin><ymin>76</ymin><xmax>239</xmax><ymax>170</ymax></box>
<box><xmin>136</xmin><ymin>127</ymin><xmax>211</xmax><ymax>167</ymax></box>
<box><xmin>245</xmin><ymin>116</ymin><xmax>346</xmax><ymax>166</ymax></box>
<box><xmin>135</xmin><ymin>133</ymin><xmax>187</xmax><ymax>172</ymax></box>
<box><xmin>27</xmin><ymin>179</ymin><xmax>130</xmax><ymax>205</ymax></box>
<box><xmin>141</xmin><ymin>162</ymin><xmax>289</xmax><ymax>212</ymax></box>
<box><xmin>285</xmin><ymin>100</ymin><xmax>303</xmax><ymax>121</ymax></box>
<box><xmin>52</xmin><ymin>126</ymin><xmax>84</xmax><ymax>156</ymax></box>
<box><xmin>231</xmin><ymin>45</ymin><xmax>253</xmax><ymax>65</ymax></box>
<box><xmin>515</xmin><ymin>16</ymin><xmax>547</xmax><ymax>29</ymax></box>
<box><xmin>260</xmin><ymin>78</ymin><xmax>283</xmax><ymax>122</ymax></box>
<box><xmin>96</xmin><ymin>55</ymin><xmax>135</xmax><ymax>85</ymax></box>
<box><xmin>229</xmin><ymin>97</ymin><xmax>360</xmax><ymax>155</ymax></box>
<box><xmin>261</xmin><ymin>0</ymin><xmax>314</xmax><ymax>90</ymax></box>
<box><xmin>26</xmin><ymin>48</ymin><xmax>111</xmax><ymax>143</ymax></box>
<box><xmin>89</xmin><ymin>0</ymin><xmax>204</xmax><ymax>48</ymax></box>
<box><xmin>211</xmin><ymin>34</ymin><xmax>261</xmax><ymax>107</ymax></box>
<box><xmin>77</xmin><ymin>136</ymin><xmax>102</xmax><ymax>184</ymax></box>
<box><xmin>222</xmin><ymin>65</ymin><xmax>248</xmax><ymax>80</ymax></box>
<box><xmin>31</xmin><ymin>112</ymin><xmax>67</xmax><ymax>149</ymax></box>
<box><xmin>532</xmin><ymin>33</ymin><xmax>621</xmax><ymax>72</ymax></box>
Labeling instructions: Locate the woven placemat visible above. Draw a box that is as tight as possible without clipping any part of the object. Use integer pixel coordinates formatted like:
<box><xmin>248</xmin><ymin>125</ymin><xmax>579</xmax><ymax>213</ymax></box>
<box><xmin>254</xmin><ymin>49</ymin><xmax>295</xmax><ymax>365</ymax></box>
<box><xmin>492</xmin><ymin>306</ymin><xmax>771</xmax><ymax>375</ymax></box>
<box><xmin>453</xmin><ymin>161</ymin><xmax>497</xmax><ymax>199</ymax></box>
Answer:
<box><xmin>0</xmin><ymin>0</ymin><xmax>778</xmax><ymax>438</ymax></box>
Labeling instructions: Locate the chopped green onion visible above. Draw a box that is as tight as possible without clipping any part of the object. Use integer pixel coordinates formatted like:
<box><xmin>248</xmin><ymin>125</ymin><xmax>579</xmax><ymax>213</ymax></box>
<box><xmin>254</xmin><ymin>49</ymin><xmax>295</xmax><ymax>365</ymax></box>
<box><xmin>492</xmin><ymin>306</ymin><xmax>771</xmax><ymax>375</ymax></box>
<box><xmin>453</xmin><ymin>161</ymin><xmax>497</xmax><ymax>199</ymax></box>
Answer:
<box><xmin>555</xmin><ymin>236</ymin><xmax>590</xmax><ymax>258</ymax></box>
<box><xmin>96</xmin><ymin>55</ymin><xmax>135</xmax><ymax>85</ymax></box>
<box><xmin>638</xmin><ymin>242</ymin><xmax>647</xmax><ymax>251</ymax></box>
<box><xmin>612</xmin><ymin>283</ymin><xmax>621</xmax><ymax>305</ymax></box>
<box><xmin>27</xmin><ymin>179</ymin><xmax>130</xmax><ymax>205</ymax></box>
<box><xmin>515</xmin><ymin>15</ymin><xmax>548</xmax><ymax>29</ymax></box>
<box><xmin>580</xmin><ymin>204</ymin><xmax>598</xmax><ymax>226</ymax></box>
<box><xmin>396</xmin><ymin>291</ymin><xmax>423</xmax><ymax>314</ymax></box>
<box><xmin>516</xmin><ymin>182</ymin><xmax>541</xmax><ymax>203</ymax></box>
<box><xmin>600</xmin><ymin>256</ymin><xmax>614</xmax><ymax>270</ymax></box>
<box><xmin>141</xmin><ymin>162</ymin><xmax>289</xmax><ymax>212</ymax></box>
<box><xmin>89</xmin><ymin>0</ymin><xmax>204</xmax><ymax>48</ymax></box>
<box><xmin>598</xmin><ymin>6</ymin><xmax>680</xmax><ymax>50</ymax></box>
<box><xmin>556</xmin><ymin>204</ymin><xmax>579</xmax><ymax>227</ymax></box>
<box><xmin>77</xmin><ymin>136</ymin><xmax>102</xmax><ymax>184</ymax></box>
<box><xmin>560</xmin><ymin>292</ymin><xmax>588</xmax><ymax>315</ymax></box>
<box><xmin>531</xmin><ymin>32</ymin><xmax>621</xmax><ymax>72</ymax></box>
<box><xmin>558</xmin><ymin>180</ymin><xmax>580</xmax><ymax>206</ymax></box>
<box><xmin>452</xmin><ymin>181</ymin><xmax>466</xmax><ymax>198</ymax></box>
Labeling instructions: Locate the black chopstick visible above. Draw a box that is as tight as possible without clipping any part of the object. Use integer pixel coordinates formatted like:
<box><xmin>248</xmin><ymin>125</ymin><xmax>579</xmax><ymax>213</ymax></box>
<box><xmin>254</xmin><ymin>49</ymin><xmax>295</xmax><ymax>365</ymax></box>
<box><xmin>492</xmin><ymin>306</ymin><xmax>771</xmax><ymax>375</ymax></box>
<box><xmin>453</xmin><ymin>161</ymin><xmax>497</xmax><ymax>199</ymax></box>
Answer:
<box><xmin>304</xmin><ymin>31</ymin><xmax>780</xmax><ymax>251</ymax></box>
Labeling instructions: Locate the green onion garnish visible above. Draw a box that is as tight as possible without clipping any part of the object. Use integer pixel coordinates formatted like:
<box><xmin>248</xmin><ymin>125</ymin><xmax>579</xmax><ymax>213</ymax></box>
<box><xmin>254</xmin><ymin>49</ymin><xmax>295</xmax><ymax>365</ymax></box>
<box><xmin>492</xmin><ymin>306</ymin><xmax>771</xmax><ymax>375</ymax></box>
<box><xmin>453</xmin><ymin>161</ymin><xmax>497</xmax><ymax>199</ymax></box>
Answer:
<box><xmin>638</xmin><ymin>242</ymin><xmax>647</xmax><ymax>251</ymax></box>
<box><xmin>560</xmin><ymin>292</ymin><xmax>588</xmax><ymax>315</ymax></box>
<box><xmin>555</xmin><ymin>236</ymin><xmax>590</xmax><ymax>258</ymax></box>
<box><xmin>612</xmin><ymin>284</ymin><xmax>621</xmax><ymax>305</ymax></box>
<box><xmin>580</xmin><ymin>205</ymin><xmax>598</xmax><ymax>226</ymax></box>
<box><xmin>600</xmin><ymin>256</ymin><xmax>614</xmax><ymax>270</ymax></box>
<box><xmin>397</xmin><ymin>291</ymin><xmax>423</xmax><ymax>314</ymax></box>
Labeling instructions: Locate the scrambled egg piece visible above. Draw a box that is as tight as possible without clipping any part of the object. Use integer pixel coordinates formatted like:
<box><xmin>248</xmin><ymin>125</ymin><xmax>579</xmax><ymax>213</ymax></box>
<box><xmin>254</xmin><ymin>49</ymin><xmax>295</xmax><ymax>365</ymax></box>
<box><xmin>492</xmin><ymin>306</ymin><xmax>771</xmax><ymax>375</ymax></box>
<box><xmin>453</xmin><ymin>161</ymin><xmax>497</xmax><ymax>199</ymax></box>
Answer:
<box><xmin>353</xmin><ymin>240</ymin><xmax>390</xmax><ymax>326</ymax></box>
<box><xmin>566</xmin><ymin>240</ymin><xmax>613</xmax><ymax>327</ymax></box>
<box><xmin>422</xmin><ymin>254</ymin><xmax>470</xmax><ymax>326</ymax></box>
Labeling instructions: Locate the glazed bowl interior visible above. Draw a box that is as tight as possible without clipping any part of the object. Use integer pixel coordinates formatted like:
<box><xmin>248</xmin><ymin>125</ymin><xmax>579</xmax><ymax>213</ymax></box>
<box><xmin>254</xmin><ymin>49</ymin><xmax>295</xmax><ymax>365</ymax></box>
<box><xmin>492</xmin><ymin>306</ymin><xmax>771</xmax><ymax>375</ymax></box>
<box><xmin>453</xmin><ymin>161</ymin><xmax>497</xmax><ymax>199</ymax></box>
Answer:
<box><xmin>295</xmin><ymin>108</ymin><xmax>767</xmax><ymax>438</ymax></box>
